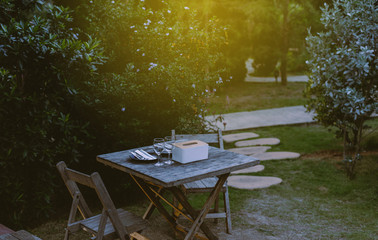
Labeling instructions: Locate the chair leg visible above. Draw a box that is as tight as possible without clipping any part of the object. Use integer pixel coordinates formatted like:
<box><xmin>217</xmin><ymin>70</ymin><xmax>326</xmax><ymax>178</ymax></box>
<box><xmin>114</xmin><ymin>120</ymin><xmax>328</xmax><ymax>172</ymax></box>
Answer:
<box><xmin>213</xmin><ymin>195</ymin><xmax>219</xmax><ymax>224</ymax></box>
<box><xmin>64</xmin><ymin>228</ymin><xmax>70</xmax><ymax>240</ymax></box>
<box><xmin>224</xmin><ymin>187</ymin><xmax>232</xmax><ymax>234</ymax></box>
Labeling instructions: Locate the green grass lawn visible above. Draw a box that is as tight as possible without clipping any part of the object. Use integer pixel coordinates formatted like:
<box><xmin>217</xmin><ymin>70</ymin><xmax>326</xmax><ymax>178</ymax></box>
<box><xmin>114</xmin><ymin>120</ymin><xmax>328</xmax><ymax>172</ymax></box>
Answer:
<box><xmin>186</xmin><ymin>120</ymin><xmax>378</xmax><ymax>239</ymax></box>
<box><xmin>207</xmin><ymin>82</ymin><xmax>307</xmax><ymax>114</ymax></box>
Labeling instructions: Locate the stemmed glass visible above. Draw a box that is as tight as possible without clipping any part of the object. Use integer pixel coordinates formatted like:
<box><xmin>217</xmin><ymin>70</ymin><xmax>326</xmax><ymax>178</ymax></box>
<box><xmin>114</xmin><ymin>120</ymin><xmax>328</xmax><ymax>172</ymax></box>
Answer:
<box><xmin>153</xmin><ymin>138</ymin><xmax>165</xmax><ymax>166</ymax></box>
<box><xmin>164</xmin><ymin>136</ymin><xmax>174</xmax><ymax>165</ymax></box>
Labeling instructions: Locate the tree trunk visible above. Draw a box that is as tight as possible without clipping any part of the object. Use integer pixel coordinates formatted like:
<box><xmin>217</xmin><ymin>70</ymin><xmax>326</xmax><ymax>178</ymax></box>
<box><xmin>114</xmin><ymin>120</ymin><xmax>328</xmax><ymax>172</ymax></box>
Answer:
<box><xmin>280</xmin><ymin>0</ymin><xmax>289</xmax><ymax>86</ymax></box>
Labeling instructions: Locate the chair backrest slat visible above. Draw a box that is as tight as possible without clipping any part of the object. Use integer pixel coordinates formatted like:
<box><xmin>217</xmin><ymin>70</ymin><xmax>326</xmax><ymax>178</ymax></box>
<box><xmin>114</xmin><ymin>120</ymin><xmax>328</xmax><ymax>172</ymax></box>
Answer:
<box><xmin>65</xmin><ymin>169</ymin><xmax>96</xmax><ymax>188</ymax></box>
<box><xmin>172</xmin><ymin>128</ymin><xmax>224</xmax><ymax>150</ymax></box>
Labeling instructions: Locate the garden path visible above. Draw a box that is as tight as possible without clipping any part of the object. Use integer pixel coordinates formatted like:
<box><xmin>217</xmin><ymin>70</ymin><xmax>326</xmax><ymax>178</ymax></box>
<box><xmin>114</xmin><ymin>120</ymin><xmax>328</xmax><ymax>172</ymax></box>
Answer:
<box><xmin>205</xmin><ymin>105</ymin><xmax>316</xmax><ymax>131</ymax></box>
<box><xmin>223</xmin><ymin>131</ymin><xmax>300</xmax><ymax>190</ymax></box>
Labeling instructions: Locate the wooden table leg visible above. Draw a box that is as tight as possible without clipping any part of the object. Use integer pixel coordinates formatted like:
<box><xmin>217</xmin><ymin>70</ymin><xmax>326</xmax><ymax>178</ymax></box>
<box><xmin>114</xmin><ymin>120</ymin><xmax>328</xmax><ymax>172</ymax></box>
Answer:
<box><xmin>131</xmin><ymin>175</ymin><xmax>196</xmax><ymax>239</ymax></box>
<box><xmin>131</xmin><ymin>175</ymin><xmax>178</xmax><ymax>228</ymax></box>
<box><xmin>170</xmin><ymin>173</ymin><xmax>230</xmax><ymax>240</ymax></box>
<box><xmin>142</xmin><ymin>186</ymin><xmax>163</xmax><ymax>219</ymax></box>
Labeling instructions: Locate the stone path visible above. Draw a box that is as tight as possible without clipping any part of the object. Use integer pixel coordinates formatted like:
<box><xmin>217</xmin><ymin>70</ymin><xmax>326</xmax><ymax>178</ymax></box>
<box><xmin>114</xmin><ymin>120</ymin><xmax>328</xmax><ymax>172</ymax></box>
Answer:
<box><xmin>244</xmin><ymin>58</ymin><xmax>309</xmax><ymax>83</ymax></box>
<box><xmin>224</xmin><ymin>131</ymin><xmax>301</xmax><ymax>190</ymax></box>
<box><xmin>228</xmin><ymin>146</ymin><xmax>271</xmax><ymax>155</ymax></box>
<box><xmin>206</xmin><ymin>105</ymin><xmax>316</xmax><ymax>131</ymax></box>
<box><xmin>222</xmin><ymin>132</ymin><xmax>259</xmax><ymax>143</ymax></box>
<box><xmin>253</xmin><ymin>152</ymin><xmax>300</xmax><ymax>161</ymax></box>
<box><xmin>228</xmin><ymin>176</ymin><xmax>283</xmax><ymax>190</ymax></box>
<box><xmin>231</xmin><ymin>165</ymin><xmax>265</xmax><ymax>174</ymax></box>
<box><xmin>235</xmin><ymin>138</ymin><xmax>280</xmax><ymax>147</ymax></box>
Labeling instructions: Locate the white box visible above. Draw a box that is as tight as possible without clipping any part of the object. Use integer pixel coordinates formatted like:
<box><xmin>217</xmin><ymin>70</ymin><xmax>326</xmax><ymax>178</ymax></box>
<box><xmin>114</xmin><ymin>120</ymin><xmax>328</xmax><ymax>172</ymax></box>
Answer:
<box><xmin>172</xmin><ymin>140</ymin><xmax>209</xmax><ymax>164</ymax></box>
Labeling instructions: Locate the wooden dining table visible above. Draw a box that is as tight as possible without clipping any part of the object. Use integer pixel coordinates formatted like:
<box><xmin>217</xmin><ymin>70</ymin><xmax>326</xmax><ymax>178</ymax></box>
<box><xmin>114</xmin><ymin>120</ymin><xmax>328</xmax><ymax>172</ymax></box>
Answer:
<box><xmin>97</xmin><ymin>145</ymin><xmax>259</xmax><ymax>240</ymax></box>
<box><xmin>0</xmin><ymin>230</ymin><xmax>41</xmax><ymax>240</ymax></box>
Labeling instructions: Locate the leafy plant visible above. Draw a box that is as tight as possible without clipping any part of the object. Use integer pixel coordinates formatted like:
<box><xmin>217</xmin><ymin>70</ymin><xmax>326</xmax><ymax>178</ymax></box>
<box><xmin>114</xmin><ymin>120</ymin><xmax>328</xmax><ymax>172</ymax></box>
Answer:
<box><xmin>0</xmin><ymin>0</ymin><xmax>104</xmax><ymax>227</ymax></box>
<box><xmin>78</xmin><ymin>0</ymin><xmax>230</xmax><ymax>140</ymax></box>
<box><xmin>305</xmin><ymin>0</ymin><xmax>377</xmax><ymax>179</ymax></box>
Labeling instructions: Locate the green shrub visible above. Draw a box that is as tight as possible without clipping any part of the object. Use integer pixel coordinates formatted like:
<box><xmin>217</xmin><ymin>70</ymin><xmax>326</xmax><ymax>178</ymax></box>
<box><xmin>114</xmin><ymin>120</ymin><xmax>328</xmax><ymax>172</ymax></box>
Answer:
<box><xmin>305</xmin><ymin>0</ymin><xmax>377</xmax><ymax>179</ymax></box>
<box><xmin>78</xmin><ymin>0</ymin><xmax>230</xmax><ymax>141</ymax></box>
<box><xmin>0</xmin><ymin>0</ymin><xmax>104</xmax><ymax>228</ymax></box>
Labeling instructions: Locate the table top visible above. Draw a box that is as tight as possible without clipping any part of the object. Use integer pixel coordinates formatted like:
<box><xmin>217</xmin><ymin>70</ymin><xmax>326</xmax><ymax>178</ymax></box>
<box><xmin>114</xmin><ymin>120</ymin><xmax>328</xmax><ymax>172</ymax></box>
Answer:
<box><xmin>0</xmin><ymin>230</ymin><xmax>41</xmax><ymax>240</ymax></box>
<box><xmin>97</xmin><ymin>146</ymin><xmax>259</xmax><ymax>188</ymax></box>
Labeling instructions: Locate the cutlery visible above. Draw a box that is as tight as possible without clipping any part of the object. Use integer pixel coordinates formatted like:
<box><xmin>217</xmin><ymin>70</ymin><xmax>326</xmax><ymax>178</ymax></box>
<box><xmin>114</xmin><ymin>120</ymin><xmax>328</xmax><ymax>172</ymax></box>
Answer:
<box><xmin>131</xmin><ymin>151</ymin><xmax>145</xmax><ymax>160</ymax></box>
<box><xmin>139</xmin><ymin>149</ymin><xmax>156</xmax><ymax>160</ymax></box>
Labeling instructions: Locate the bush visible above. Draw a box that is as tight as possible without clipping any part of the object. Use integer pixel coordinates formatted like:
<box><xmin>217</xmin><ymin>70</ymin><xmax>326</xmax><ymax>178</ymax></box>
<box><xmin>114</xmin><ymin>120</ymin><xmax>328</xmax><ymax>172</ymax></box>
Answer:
<box><xmin>0</xmin><ymin>0</ymin><xmax>104</xmax><ymax>227</ymax></box>
<box><xmin>305</xmin><ymin>0</ymin><xmax>378</xmax><ymax>179</ymax></box>
<box><xmin>78</xmin><ymin>0</ymin><xmax>230</xmax><ymax>143</ymax></box>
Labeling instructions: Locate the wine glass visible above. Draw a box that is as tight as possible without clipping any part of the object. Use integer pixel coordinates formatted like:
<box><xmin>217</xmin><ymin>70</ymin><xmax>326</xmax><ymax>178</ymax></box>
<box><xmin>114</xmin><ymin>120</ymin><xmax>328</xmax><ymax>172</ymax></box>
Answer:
<box><xmin>164</xmin><ymin>136</ymin><xmax>174</xmax><ymax>165</ymax></box>
<box><xmin>153</xmin><ymin>138</ymin><xmax>165</xmax><ymax>166</ymax></box>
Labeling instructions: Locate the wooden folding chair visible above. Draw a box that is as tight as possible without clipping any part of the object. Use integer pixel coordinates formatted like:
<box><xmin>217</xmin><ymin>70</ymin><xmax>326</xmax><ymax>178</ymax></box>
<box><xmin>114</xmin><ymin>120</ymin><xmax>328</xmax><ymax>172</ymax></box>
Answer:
<box><xmin>56</xmin><ymin>161</ymin><xmax>149</xmax><ymax>240</ymax></box>
<box><xmin>171</xmin><ymin>129</ymin><xmax>232</xmax><ymax>234</ymax></box>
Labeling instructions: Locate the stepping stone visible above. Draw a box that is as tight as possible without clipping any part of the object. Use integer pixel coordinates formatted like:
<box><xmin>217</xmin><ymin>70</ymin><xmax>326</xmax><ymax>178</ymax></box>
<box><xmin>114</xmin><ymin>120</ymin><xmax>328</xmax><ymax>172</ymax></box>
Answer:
<box><xmin>228</xmin><ymin>146</ymin><xmax>271</xmax><ymax>155</ymax></box>
<box><xmin>235</xmin><ymin>138</ymin><xmax>280</xmax><ymax>147</ymax></box>
<box><xmin>223</xmin><ymin>132</ymin><xmax>259</xmax><ymax>143</ymax></box>
<box><xmin>253</xmin><ymin>152</ymin><xmax>300</xmax><ymax>161</ymax></box>
<box><xmin>232</xmin><ymin>165</ymin><xmax>265</xmax><ymax>174</ymax></box>
<box><xmin>228</xmin><ymin>176</ymin><xmax>282</xmax><ymax>190</ymax></box>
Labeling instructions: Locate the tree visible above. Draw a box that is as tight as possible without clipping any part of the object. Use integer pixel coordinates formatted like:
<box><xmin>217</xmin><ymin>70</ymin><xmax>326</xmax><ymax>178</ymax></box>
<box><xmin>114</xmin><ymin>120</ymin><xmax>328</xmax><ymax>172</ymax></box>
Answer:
<box><xmin>249</xmin><ymin>0</ymin><xmax>323</xmax><ymax>80</ymax></box>
<box><xmin>280</xmin><ymin>0</ymin><xmax>289</xmax><ymax>85</ymax></box>
<box><xmin>305</xmin><ymin>0</ymin><xmax>377</xmax><ymax>179</ymax></box>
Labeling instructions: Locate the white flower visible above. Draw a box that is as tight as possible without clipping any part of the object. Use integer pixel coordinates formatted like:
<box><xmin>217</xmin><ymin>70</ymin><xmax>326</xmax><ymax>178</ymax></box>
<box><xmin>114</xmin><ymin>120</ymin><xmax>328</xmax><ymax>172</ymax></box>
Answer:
<box><xmin>142</xmin><ymin>53</ymin><xmax>145</xmax><ymax>56</ymax></box>
<box><xmin>168</xmin><ymin>27</ymin><xmax>172</xmax><ymax>30</ymax></box>
<box><xmin>213</xmin><ymin>88</ymin><xmax>216</xmax><ymax>92</ymax></box>
<box><xmin>184</xmin><ymin>6</ymin><xmax>189</xmax><ymax>10</ymax></box>
<box><xmin>192</xmin><ymin>83</ymin><xmax>196</xmax><ymax>88</ymax></box>
<box><xmin>130</xmin><ymin>25</ymin><xmax>135</xmax><ymax>28</ymax></box>
<box><xmin>173</xmin><ymin>99</ymin><xmax>176</xmax><ymax>102</ymax></box>
<box><xmin>134</xmin><ymin>30</ymin><xmax>138</xmax><ymax>33</ymax></box>
<box><xmin>142</xmin><ymin>7</ymin><xmax>145</xmax><ymax>10</ymax></box>
<box><xmin>111</xmin><ymin>0</ymin><xmax>115</xmax><ymax>3</ymax></box>
<box><xmin>167</xmin><ymin>10</ymin><xmax>171</xmax><ymax>13</ymax></box>
<box><xmin>137</xmin><ymin>49</ymin><xmax>140</xmax><ymax>52</ymax></box>
<box><xmin>166</xmin><ymin>33</ymin><xmax>169</xmax><ymax>36</ymax></box>
<box><xmin>189</xmin><ymin>27</ymin><xmax>193</xmax><ymax>30</ymax></box>
<box><xmin>137</xmin><ymin>69</ymin><xmax>140</xmax><ymax>72</ymax></box>
<box><xmin>205</xmin><ymin>89</ymin><xmax>209</xmax><ymax>92</ymax></box>
<box><xmin>140</xmin><ymin>0</ymin><xmax>144</xmax><ymax>1</ymax></box>
<box><xmin>158</xmin><ymin>21</ymin><xmax>164</xmax><ymax>25</ymax></box>
<box><xmin>198</xmin><ymin>114</ymin><xmax>202</xmax><ymax>118</ymax></box>
<box><xmin>121</xmin><ymin>107</ymin><xmax>126</xmax><ymax>112</ymax></box>
<box><xmin>148</xmin><ymin>62</ymin><xmax>158</xmax><ymax>71</ymax></box>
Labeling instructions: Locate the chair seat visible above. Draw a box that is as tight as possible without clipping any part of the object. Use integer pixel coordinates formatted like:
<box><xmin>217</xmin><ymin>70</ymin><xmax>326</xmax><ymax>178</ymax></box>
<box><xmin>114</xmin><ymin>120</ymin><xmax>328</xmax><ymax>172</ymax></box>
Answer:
<box><xmin>79</xmin><ymin>208</ymin><xmax>148</xmax><ymax>238</ymax></box>
<box><xmin>183</xmin><ymin>177</ymin><xmax>227</xmax><ymax>193</ymax></box>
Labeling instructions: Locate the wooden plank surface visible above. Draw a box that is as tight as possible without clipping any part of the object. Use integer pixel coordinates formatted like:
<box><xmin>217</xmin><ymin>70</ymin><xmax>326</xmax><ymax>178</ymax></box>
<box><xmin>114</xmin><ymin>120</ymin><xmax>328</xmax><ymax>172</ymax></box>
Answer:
<box><xmin>175</xmin><ymin>134</ymin><xmax>219</xmax><ymax>143</ymax></box>
<box><xmin>0</xmin><ymin>225</ymin><xmax>14</xmax><ymax>236</ymax></box>
<box><xmin>97</xmin><ymin>146</ymin><xmax>259</xmax><ymax>188</ymax></box>
<box><xmin>0</xmin><ymin>230</ymin><xmax>41</xmax><ymax>240</ymax></box>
